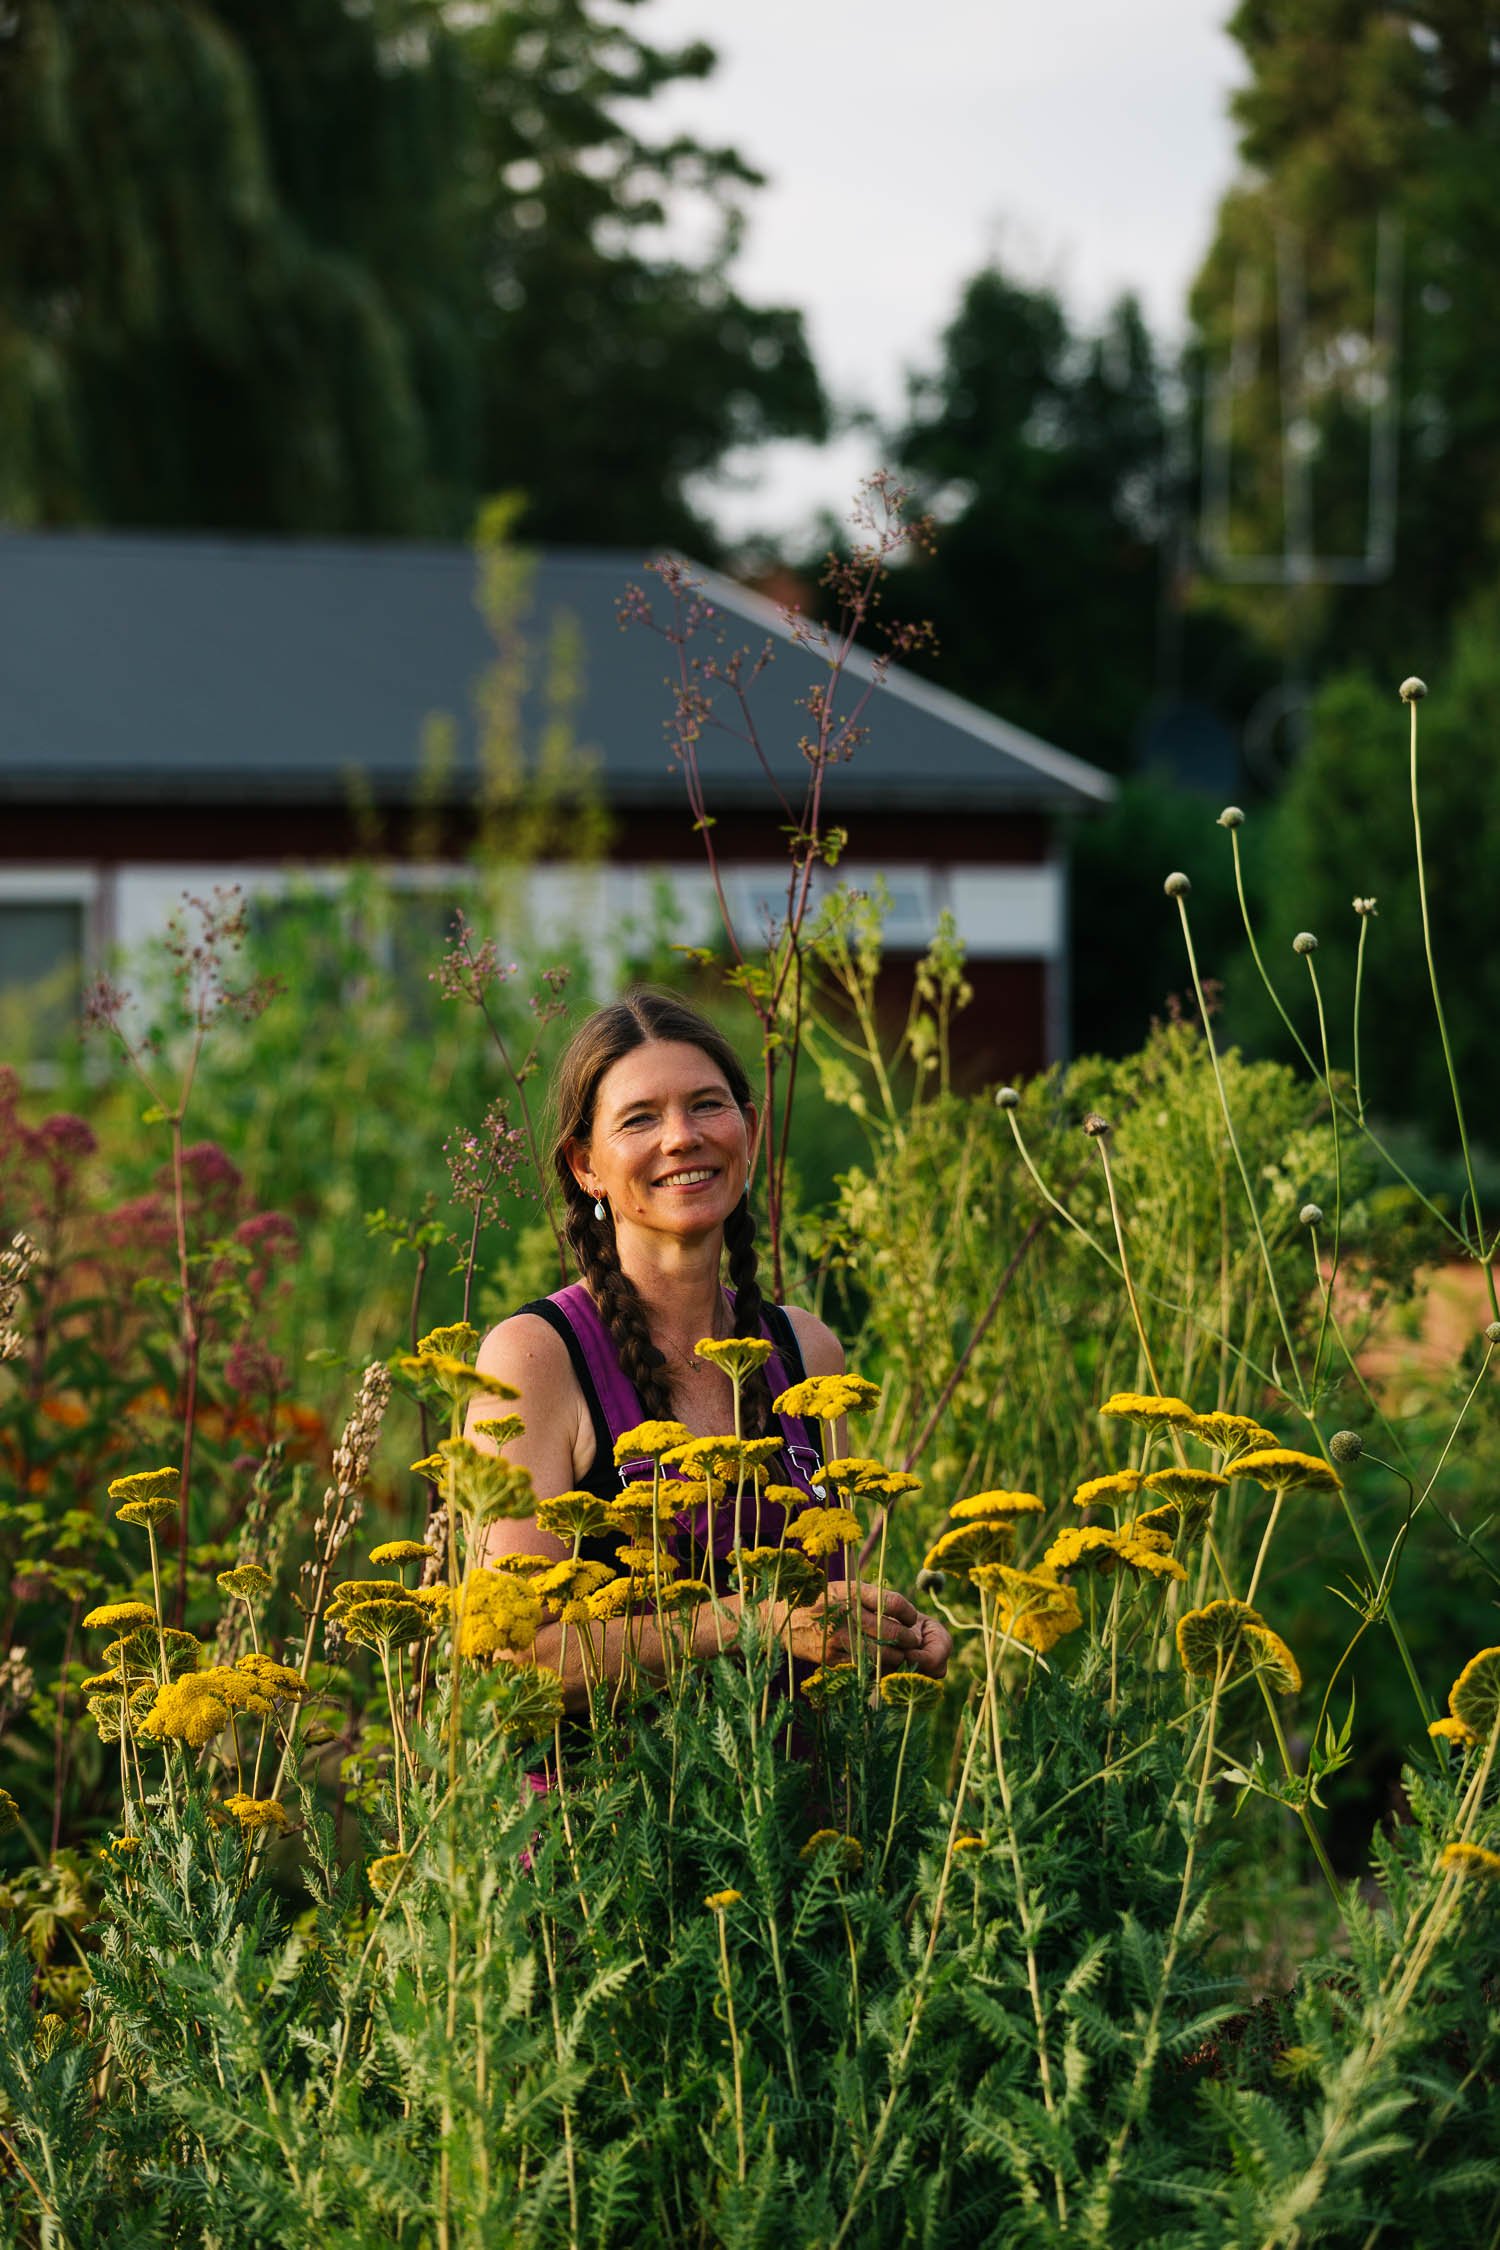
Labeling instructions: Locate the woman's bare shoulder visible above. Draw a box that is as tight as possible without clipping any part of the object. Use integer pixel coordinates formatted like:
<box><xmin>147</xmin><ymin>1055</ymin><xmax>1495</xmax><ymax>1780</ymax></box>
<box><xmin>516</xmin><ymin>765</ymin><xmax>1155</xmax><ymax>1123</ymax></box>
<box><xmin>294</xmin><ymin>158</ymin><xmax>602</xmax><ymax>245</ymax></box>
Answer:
<box><xmin>475</xmin><ymin>1308</ymin><xmax>576</xmax><ymax>1394</ymax></box>
<box><xmin>780</xmin><ymin>1305</ymin><xmax>845</xmax><ymax>1379</ymax></box>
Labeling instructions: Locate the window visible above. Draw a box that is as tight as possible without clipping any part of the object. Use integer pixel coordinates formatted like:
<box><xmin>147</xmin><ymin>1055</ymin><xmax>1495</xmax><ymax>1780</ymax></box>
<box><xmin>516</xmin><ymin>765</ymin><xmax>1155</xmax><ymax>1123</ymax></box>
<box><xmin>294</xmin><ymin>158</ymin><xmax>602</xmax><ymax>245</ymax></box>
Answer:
<box><xmin>0</xmin><ymin>899</ymin><xmax>86</xmax><ymax>1049</ymax></box>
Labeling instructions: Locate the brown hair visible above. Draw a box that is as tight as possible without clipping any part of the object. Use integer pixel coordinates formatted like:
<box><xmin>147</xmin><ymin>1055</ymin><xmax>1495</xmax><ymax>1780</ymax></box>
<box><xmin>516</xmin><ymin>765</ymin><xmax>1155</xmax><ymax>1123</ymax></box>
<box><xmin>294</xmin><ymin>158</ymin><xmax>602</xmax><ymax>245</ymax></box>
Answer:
<box><xmin>551</xmin><ymin>989</ymin><xmax>771</xmax><ymax>1432</ymax></box>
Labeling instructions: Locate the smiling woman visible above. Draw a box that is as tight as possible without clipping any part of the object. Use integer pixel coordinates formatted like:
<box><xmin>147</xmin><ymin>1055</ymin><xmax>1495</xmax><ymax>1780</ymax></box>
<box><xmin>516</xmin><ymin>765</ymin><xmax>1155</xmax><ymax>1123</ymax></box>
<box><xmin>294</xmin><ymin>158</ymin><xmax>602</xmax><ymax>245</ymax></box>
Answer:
<box><xmin>463</xmin><ymin>988</ymin><xmax>951</xmax><ymax>1713</ymax></box>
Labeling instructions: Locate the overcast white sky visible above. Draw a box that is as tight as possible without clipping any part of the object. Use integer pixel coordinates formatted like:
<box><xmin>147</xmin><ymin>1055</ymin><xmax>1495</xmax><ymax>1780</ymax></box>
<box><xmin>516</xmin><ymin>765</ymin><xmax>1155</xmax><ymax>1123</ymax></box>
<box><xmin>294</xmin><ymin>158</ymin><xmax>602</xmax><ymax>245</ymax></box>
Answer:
<box><xmin>641</xmin><ymin>0</ymin><xmax>1246</xmax><ymax>542</ymax></box>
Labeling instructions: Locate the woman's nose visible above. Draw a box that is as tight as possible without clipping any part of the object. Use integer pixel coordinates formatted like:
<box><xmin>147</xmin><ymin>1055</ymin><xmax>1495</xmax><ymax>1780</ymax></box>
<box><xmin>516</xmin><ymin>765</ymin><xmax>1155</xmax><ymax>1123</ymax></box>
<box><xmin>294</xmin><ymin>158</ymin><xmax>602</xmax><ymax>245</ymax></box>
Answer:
<box><xmin>659</xmin><ymin>1105</ymin><xmax>703</xmax><ymax>1149</ymax></box>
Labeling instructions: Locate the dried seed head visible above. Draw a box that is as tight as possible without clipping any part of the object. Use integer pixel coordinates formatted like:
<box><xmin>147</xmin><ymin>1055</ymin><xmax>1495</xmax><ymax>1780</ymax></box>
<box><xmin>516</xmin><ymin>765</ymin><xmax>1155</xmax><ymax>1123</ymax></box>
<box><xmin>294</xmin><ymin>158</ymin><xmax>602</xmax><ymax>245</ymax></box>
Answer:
<box><xmin>1352</xmin><ymin>897</ymin><xmax>1378</xmax><ymax>917</ymax></box>
<box><xmin>1485</xmin><ymin>1322</ymin><xmax>1500</xmax><ymax>1345</ymax></box>
<box><xmin>1217</xmin><ymin>806</ymin><xmax>1245</xmax><ymax>829</ymax></box>
<box><xmin>1329</xmin><ymin>1430</ymin><xmax>1364</xmax><ymax>1465</ymax></box>
<box><xmin>1082</xmin><ymin>1112</ymin><xmax>1111</xmax><ymax>1138</ymax></box>
<box><xmin>1164</xmin><ymin>872</ymin><xmax>1191</xmax><ymax>899</ymax></box>
<box><xmin>1398</xmin><ymin>676</ymin><xmax>1427</xmax><ymax>702</ymax></box>
<box><xmin>1292</xmin><ymin>932</ymin><xmax>1318</xmax><ymax>956</ymax></box>
<box><xmin>915</xmin><ymin>1567</ymin><xmax>947</xmax><ymax>1596</ymax></box>
<box><xmin>995</xmin><ymin>1086</ymin><xmax>1020</xmax><ymax>1110</ymax></box>
<box><xmin>1300</xmin><ymin>1203</ymin><xmax>1324</xmax><ymax>1227</ymax></box>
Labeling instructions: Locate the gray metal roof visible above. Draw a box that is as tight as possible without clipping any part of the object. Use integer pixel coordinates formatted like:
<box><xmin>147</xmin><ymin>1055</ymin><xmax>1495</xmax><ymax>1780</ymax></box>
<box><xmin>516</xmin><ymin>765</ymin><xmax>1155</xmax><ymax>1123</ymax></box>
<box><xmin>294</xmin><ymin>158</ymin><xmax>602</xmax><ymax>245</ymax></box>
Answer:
<box><xmin>0</xmin><ymin>531</ymin><xmax>1114</xmax><ymax>813</ymax></box>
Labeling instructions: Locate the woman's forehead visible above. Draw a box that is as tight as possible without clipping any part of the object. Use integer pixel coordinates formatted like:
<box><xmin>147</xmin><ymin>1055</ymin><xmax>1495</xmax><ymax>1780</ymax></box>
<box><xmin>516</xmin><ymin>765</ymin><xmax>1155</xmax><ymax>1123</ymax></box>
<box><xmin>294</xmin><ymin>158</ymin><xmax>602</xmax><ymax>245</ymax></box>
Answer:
<box><xmin>595</xmin><ymin>1039</ymin><xmax>734</xmax><ymax>1113</ymax></box>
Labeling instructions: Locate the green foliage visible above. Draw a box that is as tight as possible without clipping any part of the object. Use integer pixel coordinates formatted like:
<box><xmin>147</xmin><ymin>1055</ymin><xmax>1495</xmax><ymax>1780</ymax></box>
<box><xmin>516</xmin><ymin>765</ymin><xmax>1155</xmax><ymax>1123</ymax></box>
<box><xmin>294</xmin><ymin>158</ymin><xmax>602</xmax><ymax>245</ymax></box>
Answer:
<box><xmin>0</xmin><ymin>0</ymin><xmax>824</xmax><ymax>547</ymax></box>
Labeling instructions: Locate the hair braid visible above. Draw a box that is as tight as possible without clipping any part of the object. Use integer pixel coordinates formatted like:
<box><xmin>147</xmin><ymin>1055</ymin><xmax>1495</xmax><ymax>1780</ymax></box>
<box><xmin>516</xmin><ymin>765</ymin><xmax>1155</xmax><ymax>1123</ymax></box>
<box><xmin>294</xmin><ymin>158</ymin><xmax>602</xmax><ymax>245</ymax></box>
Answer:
<box><xmin>724</xmin><ymin>1193</ymin><xmax>774</xmax><ymax>1437</ymax></box>
<box><xmin>564</xmin><ymin>1187</ymin><xmax>676</xmax><ymax>1422</ymax></box>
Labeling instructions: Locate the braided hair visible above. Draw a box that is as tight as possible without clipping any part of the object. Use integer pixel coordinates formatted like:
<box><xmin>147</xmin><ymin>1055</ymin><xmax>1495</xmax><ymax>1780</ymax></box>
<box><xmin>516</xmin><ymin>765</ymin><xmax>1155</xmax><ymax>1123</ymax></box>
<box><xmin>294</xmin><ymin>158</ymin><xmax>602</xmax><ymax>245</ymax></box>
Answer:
<box><xmin>552</xmin><ymin>990</ymin><xmax>775</xmax><ymax>1437</ymax></box>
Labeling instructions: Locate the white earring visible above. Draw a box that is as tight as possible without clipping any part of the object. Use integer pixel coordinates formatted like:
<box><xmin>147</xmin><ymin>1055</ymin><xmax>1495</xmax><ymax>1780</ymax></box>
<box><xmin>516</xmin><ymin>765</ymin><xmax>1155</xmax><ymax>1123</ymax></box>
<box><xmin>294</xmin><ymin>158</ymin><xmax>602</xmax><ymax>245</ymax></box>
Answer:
<box><xmin>593</xmin><ymin>1197</ymin><xmax>606</xmax><ymax>1222</ymax></box>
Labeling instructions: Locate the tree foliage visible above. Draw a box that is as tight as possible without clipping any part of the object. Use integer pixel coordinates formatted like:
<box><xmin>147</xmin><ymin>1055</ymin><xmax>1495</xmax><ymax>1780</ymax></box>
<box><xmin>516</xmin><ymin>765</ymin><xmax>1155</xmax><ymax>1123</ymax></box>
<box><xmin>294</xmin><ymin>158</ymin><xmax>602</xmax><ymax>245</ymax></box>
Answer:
<box><xmin>1188</xmin><ymin>0</ymin><xmax>1500</xmax><ymax>679</ymax></box>
<box><xmin>0</xmin><ymin>0</ymin><xmax>824</xmax><ymax>548</ymax></box>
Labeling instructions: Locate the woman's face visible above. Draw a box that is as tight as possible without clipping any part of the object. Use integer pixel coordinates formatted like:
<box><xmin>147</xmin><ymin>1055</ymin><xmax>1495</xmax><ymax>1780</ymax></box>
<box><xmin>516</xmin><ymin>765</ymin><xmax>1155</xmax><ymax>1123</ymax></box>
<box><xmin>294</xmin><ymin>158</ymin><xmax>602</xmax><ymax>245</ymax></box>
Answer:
<box><xmin>570</xmin><ymin>1039</ymin><xmax>757</xmax><ymax>1244</ymax></box>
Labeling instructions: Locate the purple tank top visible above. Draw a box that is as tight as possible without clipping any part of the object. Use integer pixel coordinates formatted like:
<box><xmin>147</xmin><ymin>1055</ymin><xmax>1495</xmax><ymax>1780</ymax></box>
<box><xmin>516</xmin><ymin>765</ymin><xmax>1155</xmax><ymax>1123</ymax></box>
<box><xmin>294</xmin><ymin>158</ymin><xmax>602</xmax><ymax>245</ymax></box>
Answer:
<box><xmin>545</xmin><ymin>1281</ymin><xmax>829</xmax><ymax>1566</ymax></box>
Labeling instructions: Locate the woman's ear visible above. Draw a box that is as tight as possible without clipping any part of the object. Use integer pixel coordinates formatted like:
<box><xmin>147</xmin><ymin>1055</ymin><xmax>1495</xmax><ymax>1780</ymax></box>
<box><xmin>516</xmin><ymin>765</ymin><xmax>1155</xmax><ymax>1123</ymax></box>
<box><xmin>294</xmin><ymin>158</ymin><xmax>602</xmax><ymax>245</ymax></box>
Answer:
<box><xmin>563</xmin><ymin>1137</ymin><xmax>593</xmax><ymax>1197</ymax></box>
<box><xmin>741</xmin><ymin>1102</ymin><xmax>762</xmax><ymax>1172</ymax></box>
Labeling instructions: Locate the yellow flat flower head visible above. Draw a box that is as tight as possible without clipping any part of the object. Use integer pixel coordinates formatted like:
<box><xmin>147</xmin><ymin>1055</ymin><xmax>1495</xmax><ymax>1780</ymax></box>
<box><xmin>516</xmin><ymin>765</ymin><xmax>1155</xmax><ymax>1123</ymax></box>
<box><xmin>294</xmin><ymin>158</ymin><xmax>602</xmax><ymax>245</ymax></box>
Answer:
<box><xmin>1429</xmin><ymin>1715</ymin><xmax>1479</xmax><ymax>1749</ymax></box>
<box><xmin>1187</xmin><ymin>1411</ymin><xmax>1280</xmax><ymax>1461</ymax></box>
<box><xmin>663</xmin><ymin>1435</ymin><xmax>783</xmax><ymax>1480</ymax></box>
<box><xmin>409</xmin><ymin>1584</ymin><xmax>453</xmax><ymax>1620</ymax></box>
<box><xmin>326</xmin><ymin>1577</ymin><xmax>403</xmax><ymax>1617</ymax></box>
<box><xmin>216</xmin><ymin>1564</ymin><xmax>274</xmax><ymax>1603</ymax></box>
<box><xmin>1044</xmin><ymin>1526</ymin><xmax>1132</xmax><ymax>1575</ymax></box>
<box><xmin>786</xmin><ymin>1505</ymin><xmax>861</xmax><ymax>1558</ymax></box>
<box><xmin>368</xmin><ymin>1540</ymin><xmax>434</xmax><ymax>1567</ymax></box>
<box><xmin>435</xmin><ymin>1439</ymin><xmax>537</xmax><ymax>1524</ymax></box>
<box><xmin>772</xmin><ymin>1373</ymin><xmax>881</xmax><ymax>1422</ymax></box>
<box><xmin>586</xmin><ymin>1577</ymin><xmax>651</xmax><ymax>1622</ymax></box>
<box><xmin>1231</xmin><ymin>1448</ymin><xmax>1342</xmax><ymax>1496</ymax></box>
<box><xmin>614</xmin><ymin>1544</ymin><xmax>680</xmax><ymax>1579</ymax></box>
<box><xmin>613</xmin><ymin>1421</ymin><xmax>692</xmax><ymax>1465</ymax></box>
<box><xmin>801</xmin><ymin>1662</ymin><xmax>859</xmax><ymax>1707</ymax></box>
<box><xmin>1071</xmin><ymin>1470</ymin><xmax>1142</xmax><ymax>1510</ymax></box>
<box><xmin>878</xmin><ymin>1671</ymin><xmax>943</xmax><ymax>1711</ymax></box>
<box><xmin>799</xmin><ymin>1829</ymin><xmax>864</xmax><ymax>1873</ymax></box>
<box><xmin>1176</xmin><ymin>1601</ymin><xmax>1301</xmax><ymax>1691</ymax></box>
<box><xmin>108</xmin><ymin>1467</ymin><xmax>179</xmax><ymax>1513</ymax></box>
<box><xmin>952</xmin><ymin>1834</ymin><xmax>986</xmax><ymax>1856</ymax></box>
<box><xmin>536</xmin><ymin>1490</ymin><xmax>615</xmax><ymax>1542</ymax></box>
<box><xmin>234</xmin><ymin>1654</ymin><xmax>309</xmax><ymax>1701</ymax></box>
<box><xmin>861</xmin><ymin>1470</ymin><xmax>922</xmax><ymax>1499</ymax></box>
<box><xmin>1098</xmin><ymin>1392</ymin><xmax>1197</xmax><ymax>1432</ymax></box>
<box><xmin>820</xmin><ymin>1456</ymin><xmax>889</xmax><ymax>1491</ymax></box>
<box><xmin>535</xmin><ymin>1557</ymin><xmax>617</xmax><ymax>1605</ymax></box>
<box><xmin>731</xmin><ymin>1546</ymin><xmax>821</xmax><ymax>1604</ymax></box>
<box><xmin>1121</xmin><ymin>1541</ymin><xmax>1189</xmax><ymax>1584</ymax></box>
<box><xmin>1449</xmin><ymin>1646</ymin><xmax>1500</xmax><ymax>1741</ymax></box>
<box><xmin>656</xmin><ymin>1577</ymin><xmax>713</xmax><ymax>1612</ymax></box>
<box><xmin>455</xmin><ymin>1570</ymin><xmax>544</xmax><ymax>1659</ymax></box>
<box><xmin>1141</xmin><ymin>1466</ymin><xmax>1228</xmax><ymax>1505</ymax></box>
<box><xmin>949</xmin><ymin>1489</ymin><xmax>1045</xmax><ymax>1521</ymax></box>
<box><xmin>922</xmin><ymin>1520</ymin><xmax>1016</xmax><ymax>1575</ymax></box>
<box><xmin>221</xmin><ymin>1794</ymin><xmax>291</xmax><ymax>1835</ymax></box>
<box><xmin>969</xmin><ymin>1563</ymin><xmax>1083</xmax><ymax>1655</ymax></box>
<box><xmin>339</xmin><ymin>1597</ymin><xmax>431</xmax><ymax>1651</ymax></box>
<box><xmin>83</xmin><ymin>1600</ymin><xmax>157</xmax><ymax>1633</ymax></box>
<box><xmin>704</xmin><ymin>1888</ymin><xmax>743</xmax><ymax>1911</ymax></box>
<box><xmin>471</xmin><ymin>1414</ymin><xmax>525</xmax><ymax>1448</ymax></box>
<box><xmin>694</xmin><ymin>1336</ymin><xmax>774</xmax><ymax>1380</ymax></box>
<box><xmin>393</xmin><ymin>1351</ymin><xmax>502</xmax><ymax>1409</ymax></box>
<box><xmin>115</xmin><ymin>1495</ymin><xmax>178</xmax><ymax>1531</ymax></box>
<box><xmin>1438</xmin><ymin>1841</ymin><xmax>1500</xmax><ymax>1880</ymax></box>
<box><xmin>367</xmin><ymin>1852</ymin><xmax>409</xmax><ymax>1900</ymax></box>
<box><xmin>416</xmin><ymin>1322</ymin><xmax>481</xmax><ymax>1364</ymax></box>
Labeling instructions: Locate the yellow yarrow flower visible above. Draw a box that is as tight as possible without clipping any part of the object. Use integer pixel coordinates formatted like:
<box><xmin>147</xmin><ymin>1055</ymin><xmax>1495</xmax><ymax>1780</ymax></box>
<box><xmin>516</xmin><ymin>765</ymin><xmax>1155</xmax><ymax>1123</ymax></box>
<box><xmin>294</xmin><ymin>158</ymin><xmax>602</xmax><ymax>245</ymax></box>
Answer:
<box><xmin>614</xmin><ymin>1544</ymin><xmax>680</xmax><ymax>1579</ymax></box>
<box><xmin>1438</xmin><ymin>1841</ymin><xmax>1500</xmax><ymax>1879</ymax></box>
<box><xmin>326</xmin><ymin>1578</ymin><xmax>403</xmax><ymax>1619</ymax></box>
<box><xmin>83</xmin><ymin>1600</ymin><xmax>157</xmax><ymax>1633</ymax></box>
<box><xmin>656</xmin><ymin>1577</ymin><xmax>713</xmax><ymax>1613</ymax></box>
<box><xmin>456</xmin><ymin>1571</ymin><xmax>544</xmax><ymax>1659</ymax></box>
<box><xmin>1071</xmin><ymin>1470</ymin><xmax>1142</xmax><ymax>1510</ymax></box>
<box><xmin>1429</xmin><ymin>1715</ymin><xmax>1479</xmax><ymax>1749</ymax></box>
<box><xmin>1098</xmin><ymin>1392</ymin><xmax>1197</xmax><ymax>1432</ymax></box>
<box><xmin>221</xmin><ymin>1794</ymin><xmax>291</xmax><ymax>1834</ymax></box>
<box><xmin>663</xmin><ymin>1435</ymin><xmax>782</xmax><ymax>1480</ymax></box>
<box><xmin>878</xmin><ymin>1671</ymin><xmax>943</xmax><ymax>1711</ymax></box>
<box><xmin>471</xmin><ymin>1413</ymin><xmax>525</xmax><ymax>1447</ymax></box>
<box><xmin>108</xmin><ymin>1467</ymin><xmax>179</xmax><ymax>1529</ymax></box>
<box><xmin>786</xmin><ymin>1505</ymin><xmax>861</xmax><ymax>1558</ymax></box>
<box><xmin>535</xmin><ymin>1557</ymin><xmax>617</xmax><ymax>1605</ymax></box>
<box><xmin>704</xmin><ymin>1888</ymin><xmax>743</xmax><ymax>1912</ymax></box>
<box><xmin>1176</xmin><ymin>1601</ymin><xmax>1301</xmax><ymax>1692</ymax></box>
<box><xmin>536</xmin><ymin>1490</ymin><xmax>616</xmax><ymax>1542</ymax></box>
<box><xmin>340</xmin><ymin>1597</ymin><xmax>431</xmax><ymax>1652</ymax></box>
<box><xmin>416</xmin><ymin>1321</ymin><xmax>481</xmax><ymax>1364</ymax></box>
<box><xmin>801</xmin><ymin>1662</ymin><xmax>859</xmax><ymax>1707</ymax></box>
<box><xmin>799</xmin><ymin>1829</ymin><xmax>863</xmax><ymax>1873</ymax></box>
<box><xmin>820</xmin><ymin>1456</ymin><xmax>889</xmax><ymax>1492</ymax></box>
<box><xmin>140</xmin><ymin>1669</ymin><xmax>271</xmax><ymax>1747</ymax></box>
<box><xmin>772</xmin><ymin>1373</ymin><xmax>881</xmax><ymax>1422</ymax></box>
<box><xmin>392</xmin><ymin>1350</ymin><xmax>501</xmax><ymax>1409</ymax></box>
<box><xmin>970</xmin><ymin>1563</ymin><xmax>1083</xmax><ymax>1654</ymax></box>
<box><xmin>586</xmin><ymin>1577</ymin><xmax>651</xmax><ymax>1622</ymax></box>
<box><xmin>1449</xmin><ymin>1647</ymin><xmax>1500</xmax><ymax>1741</ymax></box>
<box><xmin>1230</xmin><ymin>1448</ymin><xmax>1342</xmax><ymax>1496</ymax></box>
<box><xmin>368</xmin><ymin>1540</ymin><xmax>434</xmax><ymax>1567</ymax></box>
<box><xmin>693</xmin><ymin>1336</ymin><xmax>773</xmax><ymax>1380</ymax></box>
<box><xmin>1141</xmin><ymin>1466</ymin><xmax>1228</xmax><ymax>1507</ymax></box>
<box><xmin>216</xmin><ymin>1565</ymin><xmax>274</xmax><ymax>1603</ymax></box>
<box><xmin>613</xmin><ymin>1420</ymin><xmax>692</xmax><ymax>1464</ymax></box>
<box><xmin>1186</xmin><ymin>1411</ymin><xmax>1280</xmax><ymax>1461</ymax></box>
<box><xmin>950</xmin><ymin>1489</ymin><xmax>1044</xmax><ymax>1521</ymax></box>
<box><xmin>234</xmin><ymin>1653</ymin><xmax>309</xmax><ymax>1701</ymax></box>
<box><xmin>922</xmin><ymin>1520</ymin><xmax>1016</xmax><ymax>1575</ymax></box>
<box><xmin>367</xmin><ymin>1852</ymin><xmax>409</xmax><ymax>1899</ymax></box>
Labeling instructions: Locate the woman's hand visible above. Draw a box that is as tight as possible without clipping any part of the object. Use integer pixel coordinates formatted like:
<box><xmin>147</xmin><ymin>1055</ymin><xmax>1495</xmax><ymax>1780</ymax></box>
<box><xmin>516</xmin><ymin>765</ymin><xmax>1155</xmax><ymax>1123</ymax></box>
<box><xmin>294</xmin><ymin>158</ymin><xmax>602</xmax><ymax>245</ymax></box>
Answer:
<box><xmin>769</xmin><ymin>1585</ymin><xmax>951</xmax><ymax>1677</ymax></box>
